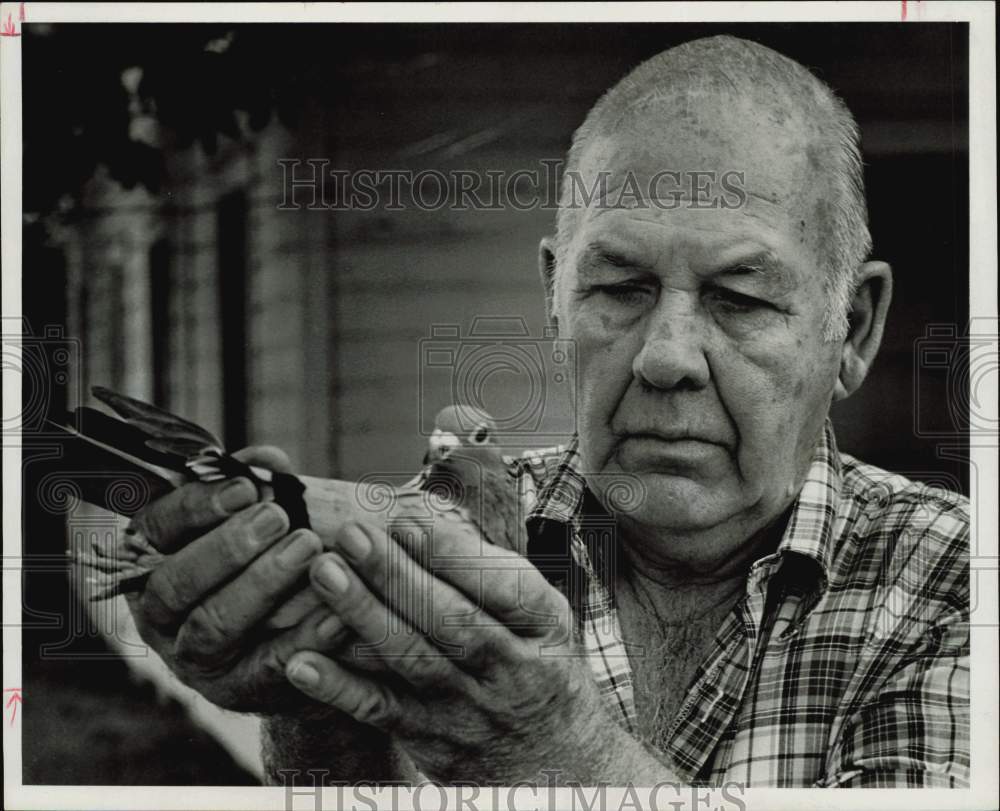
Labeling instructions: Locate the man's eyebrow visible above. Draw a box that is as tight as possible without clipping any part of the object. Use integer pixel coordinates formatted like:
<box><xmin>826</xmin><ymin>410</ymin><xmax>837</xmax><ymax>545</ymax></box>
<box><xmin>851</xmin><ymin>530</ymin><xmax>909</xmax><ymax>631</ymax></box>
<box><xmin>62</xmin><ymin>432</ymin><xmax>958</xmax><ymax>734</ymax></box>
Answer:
<box><xmin>578</xmin><ymin>242</ymin><xmax>652</xmax><ymax>269</ymax></box>
<box><xmin>715</xmin><ymin>251</ymin><xmax>790</xmax><ymax>279</ymax></box>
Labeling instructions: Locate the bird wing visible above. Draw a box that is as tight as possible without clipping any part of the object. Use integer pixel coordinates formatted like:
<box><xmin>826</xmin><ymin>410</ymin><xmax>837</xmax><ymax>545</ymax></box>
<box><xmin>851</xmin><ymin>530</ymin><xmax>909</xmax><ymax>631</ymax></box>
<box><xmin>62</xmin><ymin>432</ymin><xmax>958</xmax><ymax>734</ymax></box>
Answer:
<box><xmin>478</xmin><ymin>466</ymin><xmax>526</xmax><ymax>555</ymax></box>
<box><xmin>92</xmin><ymin>385</ymin><xmax>225</xmax><ymax>457</ymax></box>
<box><xmin>61</xmin><ymin>387</ymin><xmax>313</xmax><ymax>600</ymax></box>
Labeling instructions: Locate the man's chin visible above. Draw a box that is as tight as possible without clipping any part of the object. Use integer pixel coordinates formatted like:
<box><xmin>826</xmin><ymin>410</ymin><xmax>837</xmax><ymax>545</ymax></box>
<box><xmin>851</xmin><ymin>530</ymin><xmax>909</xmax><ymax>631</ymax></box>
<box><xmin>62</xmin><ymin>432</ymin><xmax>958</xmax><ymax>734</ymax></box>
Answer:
<box><xmin>596</xmin><ymin>469</ymin><xmax>739</xmax><ymax>532</ymax></box>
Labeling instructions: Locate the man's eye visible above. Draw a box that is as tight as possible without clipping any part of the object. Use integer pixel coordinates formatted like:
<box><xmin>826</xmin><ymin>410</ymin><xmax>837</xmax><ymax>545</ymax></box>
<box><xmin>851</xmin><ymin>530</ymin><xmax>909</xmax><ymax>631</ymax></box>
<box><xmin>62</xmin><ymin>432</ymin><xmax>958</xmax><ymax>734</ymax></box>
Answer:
<box><xmin>708</xmin><ymin>288</ymin><xmax>770</xmax><ymax>312</ymax></box>
<box><xmin>592</xmin><ymin>284</ymin><xmax>652</xmax><ymax>306</ymax></box>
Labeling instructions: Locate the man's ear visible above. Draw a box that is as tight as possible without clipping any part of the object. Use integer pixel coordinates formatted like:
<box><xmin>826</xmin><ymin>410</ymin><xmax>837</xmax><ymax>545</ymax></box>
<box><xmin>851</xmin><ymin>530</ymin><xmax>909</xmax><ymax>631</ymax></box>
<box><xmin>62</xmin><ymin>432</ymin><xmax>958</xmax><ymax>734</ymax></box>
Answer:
<box><xmin>538</xmin><ymin>236</ymin><xmax>559</xmax><ymax>328</ymax></box>
<box><xmin>834</xmin><ymin>261</ymin><xmax>893</xmax><ymax>400</ymax></box>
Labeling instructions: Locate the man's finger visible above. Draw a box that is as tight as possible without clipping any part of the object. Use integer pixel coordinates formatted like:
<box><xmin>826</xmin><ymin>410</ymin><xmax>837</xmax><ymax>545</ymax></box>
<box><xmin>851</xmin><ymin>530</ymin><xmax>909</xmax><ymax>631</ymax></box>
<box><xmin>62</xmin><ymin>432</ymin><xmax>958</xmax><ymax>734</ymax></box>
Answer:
<box><xmin>286</xmin><ymin>651</ymin><xmax>405</xmax><ymax>731</ymax></box>
<box><xmin>175</xmin><ymin>528</ymin><xmax>322</xmax><ymax>666</ymax></box>
<box><xmin>390</xmin><ymin>517</ymin><xmax>568</xmax><ymax>639</ymax></box>
<box><xmin>131</xmin><ymin>477</ymin><xmax>258</xmax><ymax>553</ymax></box>
<box><xmin>269</xmin><ymin>609</ymin><xmax>395</xmax><ymax>676</ymax></box>
<box><xmin>307</xmin><ymin>550</ymin><xmax>458</xmax><ymax>687</ymax></box>
<box><xmin>209</xmin><ymin>607</ymin><xmax>344</xmax><ymax>712</ymax></box>
<box><xmin>141</xmin><ymin>501</ymin><xmax>290</xmax><ymax>629</ymax></box>
<box><xmin>320</xmin><ymin>522</ymin><xmax>515</xmax><ymax>674</ymax></box>
<box><xmin>265</xmin><ymin>585</ymin><xmax>325</xmax><ymax>630</ymax></box>
<box><xmin>232</xmin><ymin>445</ymin><xmax>294</xmax><ymax>474</ymax></box>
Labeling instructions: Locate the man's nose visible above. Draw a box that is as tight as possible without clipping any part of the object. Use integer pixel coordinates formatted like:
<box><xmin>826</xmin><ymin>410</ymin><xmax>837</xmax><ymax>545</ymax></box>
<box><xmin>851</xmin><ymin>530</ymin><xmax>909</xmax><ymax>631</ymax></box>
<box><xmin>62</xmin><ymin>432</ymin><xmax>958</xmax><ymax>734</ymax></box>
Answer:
<box><xmin>632</xmin><ymin>293</ymin><xmax>710</xmax><ymax>391</ymax></box>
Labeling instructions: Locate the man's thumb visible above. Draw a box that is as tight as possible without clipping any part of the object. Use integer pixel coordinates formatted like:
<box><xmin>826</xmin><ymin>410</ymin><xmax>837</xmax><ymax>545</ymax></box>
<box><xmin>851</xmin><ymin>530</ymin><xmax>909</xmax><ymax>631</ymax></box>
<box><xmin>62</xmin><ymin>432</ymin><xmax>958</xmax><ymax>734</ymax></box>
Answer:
<box><xmin>232</xmin><ymin>445</ymin><xmax>295</xmax><ymax>474</ymax></box>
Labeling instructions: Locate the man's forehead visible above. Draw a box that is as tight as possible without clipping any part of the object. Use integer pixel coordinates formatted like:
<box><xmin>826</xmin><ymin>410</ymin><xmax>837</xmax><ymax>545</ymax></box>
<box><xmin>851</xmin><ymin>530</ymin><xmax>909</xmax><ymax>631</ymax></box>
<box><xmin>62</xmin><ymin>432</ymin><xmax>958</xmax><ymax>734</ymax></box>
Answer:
<box><xmin>566</xmin><ymin>129</ymin><xmax>831</xmax><ymax>266</ymax></box>
<box><xmin>587</xmin><ymin>84</ymin><xmax>816</xmax><ymax>153</ymax></box>
<box><xmin>578</xmin><ymin>226</ymin><xmax>780</xmax><ymax>264</ymax></box>
<box><xmin>576</xmin><ymin>89</ymin><xmax>828</xmax><ymax>211</ymax></box>
<box><xmin>579</xmin><ymin>139</ymin><xmax>810</xmax><ymax>211</ymax></box>
<box><xmin>572</xmin><ymin>217</ymin><xmax>798</xmax><ymax>280</ymax></box>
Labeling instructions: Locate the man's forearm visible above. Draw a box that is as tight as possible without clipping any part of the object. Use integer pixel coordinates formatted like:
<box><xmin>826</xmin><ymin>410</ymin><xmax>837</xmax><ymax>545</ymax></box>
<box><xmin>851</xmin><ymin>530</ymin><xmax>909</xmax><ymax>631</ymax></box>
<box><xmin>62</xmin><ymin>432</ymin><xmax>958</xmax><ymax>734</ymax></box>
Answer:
<box><xmin>587</xmin><ymin>723</ymin><xmax>685</xmax><ymax>785</ymax></box>
<box><xmin>260</xmin><ymin>709</ymin><xmax>414</xmax><ymax>786</ymax></box>
<box><xmin>536</xmin><ymin>706</ymin><xmax>684</xmax><ymax>786</ymax></box>
<box><xmin>262</xmin><ymin>711</ymin><xmax>678</xmax><ymax>788</ymax></box>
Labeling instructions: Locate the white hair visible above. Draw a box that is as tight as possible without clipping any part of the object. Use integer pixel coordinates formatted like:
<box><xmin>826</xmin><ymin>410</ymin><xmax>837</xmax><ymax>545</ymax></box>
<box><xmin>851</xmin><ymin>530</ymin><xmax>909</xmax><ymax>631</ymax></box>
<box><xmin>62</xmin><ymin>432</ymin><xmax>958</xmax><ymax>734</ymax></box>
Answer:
<box><xmin>554</xmin><ymin>35</ymin><xmax>871</xmax><ymax>341</ymax></box>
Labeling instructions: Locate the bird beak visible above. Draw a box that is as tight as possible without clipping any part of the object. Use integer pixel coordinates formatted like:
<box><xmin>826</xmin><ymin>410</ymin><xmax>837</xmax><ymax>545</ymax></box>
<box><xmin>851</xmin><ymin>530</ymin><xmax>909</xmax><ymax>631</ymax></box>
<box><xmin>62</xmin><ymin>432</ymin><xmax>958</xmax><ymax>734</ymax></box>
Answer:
<box><xmin>425</xmin><ymin>428</ymin><xmax>461</xmax><ymax>465</ymax></box>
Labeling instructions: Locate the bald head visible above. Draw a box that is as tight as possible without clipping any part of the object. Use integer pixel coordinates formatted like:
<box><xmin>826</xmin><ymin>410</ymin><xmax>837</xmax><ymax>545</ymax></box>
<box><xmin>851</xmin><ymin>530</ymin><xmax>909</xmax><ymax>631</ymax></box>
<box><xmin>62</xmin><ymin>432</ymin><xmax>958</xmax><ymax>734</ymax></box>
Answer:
<box><xmin>555</xmin><ymin>35</ymin><xmax>871</xmax><ymax>339</ymax></box>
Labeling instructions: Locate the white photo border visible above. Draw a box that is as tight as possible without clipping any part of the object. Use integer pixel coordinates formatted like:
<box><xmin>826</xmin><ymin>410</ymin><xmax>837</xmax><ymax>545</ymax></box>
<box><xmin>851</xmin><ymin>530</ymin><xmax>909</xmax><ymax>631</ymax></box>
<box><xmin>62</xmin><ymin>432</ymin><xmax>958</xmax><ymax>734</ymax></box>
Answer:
<box><xmin>2</xmin><ymin>3</ymin><xmax>996</xmax><ymax>810</ymax></box>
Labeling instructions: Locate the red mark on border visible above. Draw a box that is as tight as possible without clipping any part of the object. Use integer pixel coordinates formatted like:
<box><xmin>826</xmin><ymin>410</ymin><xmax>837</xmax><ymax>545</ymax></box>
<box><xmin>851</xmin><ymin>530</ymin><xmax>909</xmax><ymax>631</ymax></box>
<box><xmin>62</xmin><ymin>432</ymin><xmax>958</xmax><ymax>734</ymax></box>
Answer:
<box><xmin>4</xmin><ymin>688</ymin><xmax>21</xmax><ymax>726</ymax></box>
<box><xmin>1</xmin><ymin>3</ymin><xmax>24</xmax><ymax>36</ymax></box>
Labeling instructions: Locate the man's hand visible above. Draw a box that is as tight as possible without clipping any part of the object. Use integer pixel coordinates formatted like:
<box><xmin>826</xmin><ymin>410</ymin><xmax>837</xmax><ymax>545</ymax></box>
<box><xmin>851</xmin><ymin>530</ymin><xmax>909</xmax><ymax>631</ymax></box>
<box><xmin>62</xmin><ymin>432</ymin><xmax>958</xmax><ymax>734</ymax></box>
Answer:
<box><xmin>281</xmin><ymin>516</ymin><xmax>625</xmax><ymax>784</ymax></box>
<box><xmin>125</xmin><ymin>446</ymin><xmax>340</xmax><ymax>713</ymax></box>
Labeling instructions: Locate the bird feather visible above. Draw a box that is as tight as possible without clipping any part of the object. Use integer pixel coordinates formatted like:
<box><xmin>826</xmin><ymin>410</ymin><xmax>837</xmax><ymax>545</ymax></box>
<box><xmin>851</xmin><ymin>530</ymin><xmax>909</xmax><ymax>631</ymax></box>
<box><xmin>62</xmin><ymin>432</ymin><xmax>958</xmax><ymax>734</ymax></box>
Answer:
<box><xmin>92</xmin><ymin>385</ymin><xmax>225</xmax><ymax>456</ymax></box>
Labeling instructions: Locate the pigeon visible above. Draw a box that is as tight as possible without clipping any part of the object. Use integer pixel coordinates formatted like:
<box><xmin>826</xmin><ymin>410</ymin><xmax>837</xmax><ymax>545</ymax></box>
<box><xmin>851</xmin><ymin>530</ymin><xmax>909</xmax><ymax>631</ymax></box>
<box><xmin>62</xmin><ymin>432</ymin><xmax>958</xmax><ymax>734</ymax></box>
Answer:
<box><xmin>56</xmin><ymin>389</ymin><xmax>525</xmax><ymax>607</ymax></box>
<box><xmin>265</xmin><ymin>405</ymin><xmax>523</xmax><ymax>630</ymax></box>
<box><xmin>419</xmin><ymin>404</ymin><xmax>524</xmax><ymax>555</ymax></box>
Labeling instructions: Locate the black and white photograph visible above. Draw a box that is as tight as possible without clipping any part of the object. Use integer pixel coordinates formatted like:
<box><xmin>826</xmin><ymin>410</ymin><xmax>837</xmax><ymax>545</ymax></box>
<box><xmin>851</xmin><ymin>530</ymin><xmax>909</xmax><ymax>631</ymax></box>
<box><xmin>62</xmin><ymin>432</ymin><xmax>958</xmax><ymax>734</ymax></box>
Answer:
<box><xmin>2</xmin><ymin>3</ymin><xmax>997</xmax><ymax>809</ymax></box>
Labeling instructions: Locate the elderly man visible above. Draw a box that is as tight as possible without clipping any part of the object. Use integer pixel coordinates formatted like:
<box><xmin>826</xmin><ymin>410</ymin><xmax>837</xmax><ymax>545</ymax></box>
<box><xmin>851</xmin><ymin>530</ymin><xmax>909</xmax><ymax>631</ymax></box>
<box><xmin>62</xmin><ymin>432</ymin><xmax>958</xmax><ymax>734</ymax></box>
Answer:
<box><xmin>124</xmin><ymin>36</ymin><xmax>969</xmax><ymax>788</ymax></box>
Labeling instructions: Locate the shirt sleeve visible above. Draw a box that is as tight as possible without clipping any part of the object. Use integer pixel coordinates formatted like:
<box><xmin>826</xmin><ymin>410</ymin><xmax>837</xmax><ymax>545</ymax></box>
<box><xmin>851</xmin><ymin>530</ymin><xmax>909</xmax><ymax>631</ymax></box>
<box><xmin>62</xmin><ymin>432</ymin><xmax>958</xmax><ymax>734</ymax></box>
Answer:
<box><xmin>818</xmin><ymin>609</ymin><xmax>970</xmax><ymax>788</ymax></box>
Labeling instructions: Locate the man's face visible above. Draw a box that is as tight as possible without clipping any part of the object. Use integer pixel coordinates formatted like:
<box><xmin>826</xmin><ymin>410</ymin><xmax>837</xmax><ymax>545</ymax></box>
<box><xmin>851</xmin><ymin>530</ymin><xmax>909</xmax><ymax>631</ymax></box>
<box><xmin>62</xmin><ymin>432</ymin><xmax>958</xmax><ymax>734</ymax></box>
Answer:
<box><xmin>554</xmin><ymin>93</ymin><xmax>844</xmax><ymax>568</ymax></box>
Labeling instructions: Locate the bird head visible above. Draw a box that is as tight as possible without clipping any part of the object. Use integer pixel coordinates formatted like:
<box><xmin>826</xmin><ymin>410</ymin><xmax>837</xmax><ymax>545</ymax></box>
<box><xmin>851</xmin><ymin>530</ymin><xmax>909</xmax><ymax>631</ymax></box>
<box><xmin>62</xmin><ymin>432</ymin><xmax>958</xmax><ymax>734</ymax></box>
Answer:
<box><xmin>424</xmin><ymin>404</ymin><xmax>499</xmax><ymax>466</ymax></box>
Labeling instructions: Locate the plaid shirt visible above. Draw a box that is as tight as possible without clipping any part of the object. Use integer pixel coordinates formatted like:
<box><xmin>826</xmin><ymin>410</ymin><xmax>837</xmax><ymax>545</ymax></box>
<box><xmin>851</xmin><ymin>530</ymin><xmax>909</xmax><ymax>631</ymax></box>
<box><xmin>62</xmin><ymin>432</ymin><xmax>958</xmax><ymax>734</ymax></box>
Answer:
<box><xmin>512</xmin><ymin>420</ymin><xmax>969</xmax><ymax>788</ymax></box>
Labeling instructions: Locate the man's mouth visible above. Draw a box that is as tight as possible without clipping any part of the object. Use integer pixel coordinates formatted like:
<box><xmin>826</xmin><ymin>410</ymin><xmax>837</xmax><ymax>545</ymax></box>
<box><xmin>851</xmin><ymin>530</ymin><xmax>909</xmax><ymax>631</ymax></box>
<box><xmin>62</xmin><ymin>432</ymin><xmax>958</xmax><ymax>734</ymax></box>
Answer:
<box><xmin>618</xmin><ymin>429</ymin><xmax>726</xmax><ymax>446</ymax></box>
<box><xmin>614</xmin><ymin>430</ymin><xmax>729</xmax><ymax>471</ymax></box>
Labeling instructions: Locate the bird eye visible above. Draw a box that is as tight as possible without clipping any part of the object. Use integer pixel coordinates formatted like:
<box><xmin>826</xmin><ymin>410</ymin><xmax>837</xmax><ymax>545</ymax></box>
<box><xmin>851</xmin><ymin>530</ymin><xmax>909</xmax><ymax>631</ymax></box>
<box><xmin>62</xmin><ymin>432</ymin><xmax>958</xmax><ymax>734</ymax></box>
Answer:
<box><xmin>471</xmin><ymin>425</ymin><xmax>489</xmax><ymax>444</ymax></box>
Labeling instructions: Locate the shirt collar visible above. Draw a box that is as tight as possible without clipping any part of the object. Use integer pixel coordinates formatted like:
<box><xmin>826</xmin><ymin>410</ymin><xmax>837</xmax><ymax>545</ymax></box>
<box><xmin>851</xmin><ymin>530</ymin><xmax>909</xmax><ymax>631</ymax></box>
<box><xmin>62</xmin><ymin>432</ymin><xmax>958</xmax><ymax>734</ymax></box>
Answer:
<box><xmin>770</xmin><ymin>419</ymin><xmax>840</xmax><ymax>590</ymax></box>
<box><xmin>525</xmin><ymin>435</ymin><xmax>586</xmax><ymax>526</ymax></box>
<box><xmin>526</xmin><ymin>420</ymin><xmax>842</xmax><ymax>590</ymax></box>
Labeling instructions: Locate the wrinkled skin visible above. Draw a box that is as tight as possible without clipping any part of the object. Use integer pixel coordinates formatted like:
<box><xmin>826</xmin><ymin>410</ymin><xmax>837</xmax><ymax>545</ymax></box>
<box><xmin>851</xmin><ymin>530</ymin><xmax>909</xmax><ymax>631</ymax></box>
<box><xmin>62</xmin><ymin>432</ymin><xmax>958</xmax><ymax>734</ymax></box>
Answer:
<box><xmin>284</xmin><ymin>519</ymin><xmax>609</xmax><ymax>783</ymax></box>
<box><xmin>542</xmin><ymin>92</ymin><xmax>890</xmax><ymax>578</ymax></box>
<box><xmin>124</xmin><ymin>447</ymin><xmax>338</xmax><ymax>713</ymax></box>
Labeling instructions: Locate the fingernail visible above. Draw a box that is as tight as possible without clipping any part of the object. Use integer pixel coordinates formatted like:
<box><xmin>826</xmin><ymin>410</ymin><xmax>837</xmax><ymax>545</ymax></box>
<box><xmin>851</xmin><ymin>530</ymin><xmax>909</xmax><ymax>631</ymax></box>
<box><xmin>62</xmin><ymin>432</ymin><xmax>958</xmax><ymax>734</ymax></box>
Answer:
<box><xmin>219</xmin><ymin>478</ymin><xmax>256</xmax><ymax>513</ymax></box>
<box><xmin>337</xmin><ymin>523</ymin><xmax>372</xmax><ymax>562</ymax></box>
<box><xmin>314</xmin><ymin>557</ymin><xmax>350</xmax><ymax>594</ymax></box>
<box><xmin>317</xmin><ymin>613</ymin><xmax>344</xmax><ymax>641</ymax></box>
<box><xmin>251</xmin><ymin>503</ymin><xmax>286</xmax><ymax>538</ymax></box>
<box><xmin>288</xmin><ymin>660</ymin><xmax>320</xmax><ymax>688</ymax></box>
<box><xmin>276</xmin><ymin>531</ymin><xmax>319</xmax><ymax>569</ymax></box>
